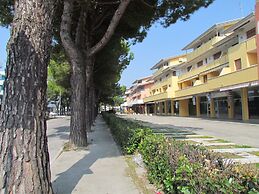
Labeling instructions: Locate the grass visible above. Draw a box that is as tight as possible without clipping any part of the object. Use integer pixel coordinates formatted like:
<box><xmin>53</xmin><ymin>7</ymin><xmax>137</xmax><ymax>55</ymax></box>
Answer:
<box><xmin>206</xmin><ymin>144</ymin><xmax>252</xmax><ymax>149</ymax></box>
<box><xmin>220</xmin><ymin>152</ymin><xmax>243</xmax><ymax>159</ymax></box>
<box><xmin>125</xmin><ymin>156</ymin><xmax>156</xmax><ymax>194</ymax></box>
<box><xmin>63</xmin><ymin>142</ymin><xmax>89</xmax><ymax>152</ymax></box>
<box><xmin>63</xmin><ymin>142</ymin><xmax>72</xmax><ymax>151</ymax></box>
<box><xmin>191</xmin><ymin>135</ymin><xmax>213</xmax><ymax>139</ymax></box>
<box><xmin>249</xmin><ymin>151</ymin><xmax>259</xmax><ymax>157</ymax></box>
<box><xmin>207</xmin><ymin>139</ymin><xmax>231</xmax><ymax>143</ymax></box>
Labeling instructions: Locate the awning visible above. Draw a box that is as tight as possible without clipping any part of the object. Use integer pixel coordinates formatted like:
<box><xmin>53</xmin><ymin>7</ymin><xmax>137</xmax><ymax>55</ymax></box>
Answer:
<box><xmin>131</xmin><ymin>99</ymin><xmax>144</xmax><ymax>105</ymax></box>
<box><xmin>145</xmin><ymin>102</ymin><xmax>155</xmax><ymax>104</ymax></box>
<box><xmin>211</xmin><ymin>91</ymin><xmax>230</xmax><ymax>98</ymax></box>
<box><xmin>174</xmin><ymin>95</ymin><xmax>193</xmax><ymax>101</ymax></box>
<box><xmin>200</xmin><ymin>63</ymin><xmax>229</xmax><ymax>76</ymax></box>
<box><xmin>178</xmin><ymin>75</ymin><xmax>199</xmax><ymax>83</ymax></box>
<box><xmin>220</xmin><ymin>82</ymin><xmax>250</xmax><ymax>92</ymax></box>
<box><xmin>251</xmin><ymin>81</ymin><xmax>259</xmax><ymax>87</ymax></box>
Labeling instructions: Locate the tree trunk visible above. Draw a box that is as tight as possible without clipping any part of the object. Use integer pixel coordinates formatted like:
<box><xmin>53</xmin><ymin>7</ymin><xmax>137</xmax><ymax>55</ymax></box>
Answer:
<box><xmin>69</xmin><ymin>60</ymin><xmax>87</xmax><ymax>146</ymax></box>
<box><xmin>60</xmin><ymin>0</ymin><xmax>87</xmax><ymax>147</ymax></box>
<box><xmin>85</xmin><ymin>57</ymin><xmax>94</xmax><ymax>131</ymax></box>
<box><xmin>0</xmin><ymin>0</ymin><xmax>55</xmax><ymax>193</ymax></box>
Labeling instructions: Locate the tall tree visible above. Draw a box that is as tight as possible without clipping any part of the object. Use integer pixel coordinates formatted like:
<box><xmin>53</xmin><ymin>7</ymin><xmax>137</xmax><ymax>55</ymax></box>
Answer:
<box><xmin>59</xmin><ymin>0</ymin><xmax>213</xmax><ymax>147</ymax></box>
<box><xmin>0</xmin><ymin>0</ymin><xmax>56</xmax><ymax>193</ymax></box>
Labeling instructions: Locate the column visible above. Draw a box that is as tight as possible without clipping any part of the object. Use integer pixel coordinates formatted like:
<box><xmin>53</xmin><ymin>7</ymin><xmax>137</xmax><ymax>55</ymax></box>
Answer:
<box><xmin>144</xmin><ymin>104</ymin><xmax>148</xmax><ymax>115</ymax></box>
<box><xmin>164</xmin><ymin>101</ymin><xmax>168</xmax><ymax>115</ymax></box>
<box><xmin>179</xmin><ymin>99</ymin><xmax>189</xmax><ymax>117</ymax></box>
<box><xmin>171</xmin><ymin>100</ymin><xmax>175</xmax><ymax>115</ymax></box>
<box><xmin>210</xmin><ymin>98</ymin><xmax>216</xmax><ymax>118</ymax></box>
<box><xmin>159</xmin><ymin>102</ymin><xmax>163</xmax><ymax>115</ymax></box>
<box><xmin>241</xmin><ymin>88</ymin><xmax>249</xmax><ymax>121</ymax></box>
<box><xmin>154</xmin><ymin>102</ymin><xmax>157</xmax><ymax>115</ymax></box>
<box><xmin>196</xmin><ymin>96</ymin><xmax>201</xmax><ymax>117</ymax></box>
<box><xmin>228</xmin><ymin>96</ymin><xmax>234</xmax><ymax>119</ymax></box>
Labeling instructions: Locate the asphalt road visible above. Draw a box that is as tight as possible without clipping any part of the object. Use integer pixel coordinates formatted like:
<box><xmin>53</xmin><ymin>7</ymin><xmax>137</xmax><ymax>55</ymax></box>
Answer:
<box><xmin>47</xmin><ymin>116</ymin><xmax>70</xmax><ymax>164</ymax></box>
<box><xmin>121</xmin><ymin>114</ymin><xmax>259</xmax><ymax>148</ymax></box>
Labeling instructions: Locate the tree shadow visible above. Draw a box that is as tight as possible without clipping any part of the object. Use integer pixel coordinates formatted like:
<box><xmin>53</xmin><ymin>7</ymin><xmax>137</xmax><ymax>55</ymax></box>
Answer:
<box><xmin>52</xmin><ymin>120</ymin><xmax>122</xmax><ymax>194</ymax></box>
<box><xmin>48</xmin><ymin>125</ymin><xmax>70</xmax><ymax>140</ymax></box>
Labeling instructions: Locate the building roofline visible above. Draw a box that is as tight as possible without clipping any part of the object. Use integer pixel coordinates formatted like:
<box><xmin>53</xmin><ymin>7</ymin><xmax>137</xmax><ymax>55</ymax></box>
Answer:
<box><xmin>132</xmin><ymin>75</ymin><xmax>153</xmax><ymax>84</ymax></box>
<box><xmin>224</xmin><ymin>12</ymin><xmax>255</xmax><ymax>33</ymax></box>
<box><xmin>150</xmin><ymin>54</ymin><xmax>186</xmax><ymax>70</ymax></box>
<box><xmin>182</xmin><ymin>18</ymin><xmax>241</xmax><ymax>50</ymax></box>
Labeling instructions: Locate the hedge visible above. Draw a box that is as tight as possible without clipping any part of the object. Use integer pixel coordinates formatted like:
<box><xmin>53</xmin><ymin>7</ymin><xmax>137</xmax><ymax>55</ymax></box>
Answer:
<box><xmin>102</xmin><ymin>112</ymin><xmax>259</xmax><ymax>194</ymax></box>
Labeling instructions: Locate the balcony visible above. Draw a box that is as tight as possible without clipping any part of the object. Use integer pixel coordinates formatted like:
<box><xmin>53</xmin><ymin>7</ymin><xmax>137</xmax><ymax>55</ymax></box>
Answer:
<box><xmin>186</xmin><ymin>36</ymin><xmax>224</xmax><ymax>62</ymax></box>
<box><xmin>153</xmin><ymin>66</ymin><xmax>169</xmax><ymax>77</ymax></box>
<box><xmin>151</xmin><ymin>77</ymin><xmax>173</xmax><ymax>91</ymax></box>
<box><xmin>178</xmin><ymin>55</ymin><xmax>228</xmax><ymax>82</ymax></box>
<box><xmin>175</xmin><ymin>65</ymin><xmax>259</xmax><ymax>98</ymax></box>
<box><xmin>144</xmin><ymin>92</ymin><xmax>169</xmax><ymax>102</ymax></box>
<box><xmin>246</xmin><ymin>36</ymin><xmax>256</xmax><ymax>52</ymax></box>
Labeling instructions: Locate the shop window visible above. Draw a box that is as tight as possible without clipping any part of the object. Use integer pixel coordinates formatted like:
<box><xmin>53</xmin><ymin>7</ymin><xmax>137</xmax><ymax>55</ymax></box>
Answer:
<box><xmin>235</xmin><ymin>58</ymin><xmax>242</xmax><ymax>71</ymax></box>
<box><xmin>213</xmin><ymin>51</ymin><xmax>221</xmax><ymax>60</ymax></box>
<box><xmin>197</xmin><ymin>61</ymin><xmax>203</xmax><ymax>67</ymax></box>
<box><xmin>246</xmin><ymin>28</ymin><xmax>256</xmax><ymax>39</ymax></box>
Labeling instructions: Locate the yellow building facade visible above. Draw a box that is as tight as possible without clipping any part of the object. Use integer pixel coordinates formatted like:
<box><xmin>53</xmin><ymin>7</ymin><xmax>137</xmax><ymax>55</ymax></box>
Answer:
<box><xmin>144</xmin><ymin>13</ymin><xmax>259</xmax><ymax>121</ymax></box>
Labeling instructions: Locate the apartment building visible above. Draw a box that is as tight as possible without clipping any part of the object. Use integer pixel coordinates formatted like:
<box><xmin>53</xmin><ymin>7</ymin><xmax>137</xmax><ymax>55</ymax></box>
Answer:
<box><xmin>124</xmin><ymin>76</ymin><xmax>153</xmax><ymax>114</ymax></box>
<box><xmin>143</xmin><ymin>12</ymin><xmax>259</xmax><ymax>121</ymax></box>
<box><xmin>144</xmin><ymin>55</ymin><xmax>186</xmax><ymax>115</ymax></box>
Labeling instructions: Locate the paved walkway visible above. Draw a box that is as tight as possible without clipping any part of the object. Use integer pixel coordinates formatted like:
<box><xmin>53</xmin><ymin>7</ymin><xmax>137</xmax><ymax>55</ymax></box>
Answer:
<box><xmin>121</xmin><ymin>114</ymin><xmax>259</xmax><ymax>148</ymax></box>
<box><xmin>47</xmin><ymin>116</ymin><xmax>70</xmax><ymax>164</ymax></box>
<box><xmin>51</xmin><ymin>116</ymin><xmax>140</xmax><ymax>194</ymax></box>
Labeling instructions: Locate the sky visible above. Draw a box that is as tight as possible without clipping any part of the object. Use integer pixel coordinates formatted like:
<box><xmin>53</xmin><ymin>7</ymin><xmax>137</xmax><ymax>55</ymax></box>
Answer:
<box><xmin>0</xmin><ymin>0</ymin><xmax>256</xmax><ymax>86</ymax></box>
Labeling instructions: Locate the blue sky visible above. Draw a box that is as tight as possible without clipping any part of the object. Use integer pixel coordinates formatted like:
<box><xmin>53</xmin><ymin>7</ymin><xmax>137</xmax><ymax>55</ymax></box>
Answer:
<box><xmin>0</xmin><ymin>0</ymin><xmax>255</xmax><ymax>86</ymax></box>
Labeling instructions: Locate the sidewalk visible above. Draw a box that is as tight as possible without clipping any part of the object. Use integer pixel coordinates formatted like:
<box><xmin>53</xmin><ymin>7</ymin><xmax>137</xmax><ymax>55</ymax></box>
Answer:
<box><xmin>51</xmin><ymin>116</ymin><xmax>140</xmax><ymax>194</ymax></box>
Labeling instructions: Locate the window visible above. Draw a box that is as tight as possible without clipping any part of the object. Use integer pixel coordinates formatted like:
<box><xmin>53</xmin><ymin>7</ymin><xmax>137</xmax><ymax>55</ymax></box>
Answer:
<box><xmin>166</xmin><ymin>74</ymin><xmax>169</xmax><ymax>77</ymax></box>
<box><xmin>197</xmin><ymin>61</ymin><xmax>203</xmax><ymax>67</ymax></box>
<box><xmin>246</xmin><ymin>28</ymin><xmax>256</xmax><ymax>39</ymax></box>
<box><xmin>203</xmin><ymin>75</ymin><xmax>208</xmax><ymax>83</ymax></box>
<box><xmin>187</xmin><ymin>66</ymin><xmax>192</xmax><ymax>72</ymax></box>
<box><xmin>235</xmin><ymin>58</ymin><xmax>242</xmax><ymax>71</ymax></box>
<box><xmin>159</xmin><ymin>78</ymin><xmax>162</xmax><ymax>81</ymax></box>
<box><xmin>172</xmin><ymin>71</ymin><xmax>176</xmax><ymax>76</ymax></box>
<box><xmin>213</xmin><ymin>51</ymin><xmax>221</xmax><ymax>60</ymax></box>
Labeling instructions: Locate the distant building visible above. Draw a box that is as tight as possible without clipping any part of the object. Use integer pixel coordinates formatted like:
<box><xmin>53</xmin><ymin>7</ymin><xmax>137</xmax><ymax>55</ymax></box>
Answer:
<box><xmin>123</xmin><ymin>76</ymin><xmax>154</xmax><ymax>114</ymax></box>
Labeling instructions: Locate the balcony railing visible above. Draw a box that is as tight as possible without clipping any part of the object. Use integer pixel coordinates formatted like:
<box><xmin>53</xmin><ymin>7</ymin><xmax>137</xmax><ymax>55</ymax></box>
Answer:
<box><xmin>186</xmin><ymin>36</ymin><xmax>224</xmax><ymax>62</ymax></box>
<box><xmin>178</xmin><ymin>55</ymin><xmax>228</xmax><ymax>82</ymax></box>
<box><xmin>153</xmin><ymin>66</ymin><xmax>169</xmax><ymax>77</ymax></box>
<box><xmin>144</xmin><ymin>92</ymin><xmax>169</xmax><ymax>102</ymax></box>
<box><xmin>175</xmin><ymin>65</ymin><xmax>259</xmax><ymax>98</ymax></box>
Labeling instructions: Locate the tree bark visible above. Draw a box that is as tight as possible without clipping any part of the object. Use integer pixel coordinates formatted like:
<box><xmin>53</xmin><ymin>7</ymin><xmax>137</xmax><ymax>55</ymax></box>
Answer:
<box><xmin>85</xmin><ymin>57</ymin><xmax>94</xmax><ymax>131</ymax></box>
<box><xmin>60</xmin><ymin>0</ymin><xmax>87</xmax><ymax>147</ymax></box>
<box><xmin>0</xmin><ymin>0</ymin><xmax>55</xmax><ymax>193</ymax></box>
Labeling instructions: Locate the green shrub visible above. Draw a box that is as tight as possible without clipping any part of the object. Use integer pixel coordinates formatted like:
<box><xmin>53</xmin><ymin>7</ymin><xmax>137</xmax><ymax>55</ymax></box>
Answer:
<box><xmin>102</xmin><ymin>113</ymin><xmax>259</xmax><ymax>194</ymax></box>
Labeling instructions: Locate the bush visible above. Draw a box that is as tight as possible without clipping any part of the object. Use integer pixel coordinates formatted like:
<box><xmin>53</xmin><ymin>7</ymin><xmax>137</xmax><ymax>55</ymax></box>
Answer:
<box><xmin>102</xmin><ymin>113</ymin><xmax>259</xmax><ymax>193</ymax></box>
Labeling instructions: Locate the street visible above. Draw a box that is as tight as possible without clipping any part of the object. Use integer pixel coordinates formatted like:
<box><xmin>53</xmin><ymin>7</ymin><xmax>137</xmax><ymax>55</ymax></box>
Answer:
<box><xmin>121</xmin><ymin>114</ymin><xmax>259</xmax><ymax>148</ymax></box>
